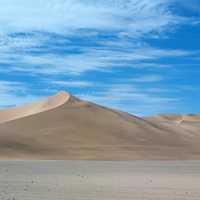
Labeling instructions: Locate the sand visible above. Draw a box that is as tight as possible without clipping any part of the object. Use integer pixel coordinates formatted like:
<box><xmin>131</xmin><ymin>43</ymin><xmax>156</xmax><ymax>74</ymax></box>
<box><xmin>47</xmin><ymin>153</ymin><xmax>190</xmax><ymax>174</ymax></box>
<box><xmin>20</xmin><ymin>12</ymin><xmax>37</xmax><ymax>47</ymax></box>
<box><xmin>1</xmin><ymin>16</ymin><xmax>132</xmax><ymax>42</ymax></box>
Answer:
<box><xmin>0</xmin><ymin>160</ymin><xmax>200</xmax><ymax>200</ymax></box>
<box><xmin>0</xmin><ymin>91</ymin><xmax>69</xmax><ymax>124</ymax></box>
<box><xmin>0</xmin><ymin>92</ymin><xmax>199</xmax><ymax>199</ymax></box>
<box><xmin>0</xmin><ymin>91</ymin><xmax>199</xmax><ymax>160</ymax></box>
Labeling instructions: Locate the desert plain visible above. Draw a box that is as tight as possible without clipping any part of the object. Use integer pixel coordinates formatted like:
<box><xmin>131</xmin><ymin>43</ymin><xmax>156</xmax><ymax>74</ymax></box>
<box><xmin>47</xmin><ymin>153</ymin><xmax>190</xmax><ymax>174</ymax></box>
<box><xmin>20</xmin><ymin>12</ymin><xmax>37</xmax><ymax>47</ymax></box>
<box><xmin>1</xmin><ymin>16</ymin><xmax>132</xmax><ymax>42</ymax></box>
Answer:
<box><xmin>1</xmin><ymin>161</ymin><xmax>200</xmax><ymax>200</ymax></box>
<box><xmin>0</xmin><ymin>92</ymin><xmax>200</xmax><ymax>199</ymax></box>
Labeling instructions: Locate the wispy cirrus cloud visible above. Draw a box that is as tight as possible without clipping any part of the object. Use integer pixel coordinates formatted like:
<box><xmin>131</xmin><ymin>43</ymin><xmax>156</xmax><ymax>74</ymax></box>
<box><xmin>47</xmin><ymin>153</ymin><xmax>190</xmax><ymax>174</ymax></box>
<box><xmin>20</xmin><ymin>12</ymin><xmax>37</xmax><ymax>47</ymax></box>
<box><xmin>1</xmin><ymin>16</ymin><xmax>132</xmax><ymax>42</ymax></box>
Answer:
<box><xmin>0</xmin><ymin>81</ymin><xmax>26</xmax><ymax>93</ymax></box>
<box><xmin>0</xmin><ymin>80</ymin><xmax>41</xmax><ymax>107</ymax></box>
<box><xmin>132</xmin><ymin>75</ymin><xmax>164</xmax><ymax>83</ymax></box>
<box><xmin>0</xmin><ymin>0</ymin><xmax>184</xmax><ymax>35</ymax></box>
<box><xmin>51</xmin><ymin>80</ymin><xmax>92</xmax><ymax>88</ymax></box>
<box><xmin>78</xmin><ymin>83</ymin><xmax>178</xmax><ymax>116</ymax></box>
<box><xmin>1</xmin><ymin>45</ymin><xmax>194</xmax><ymax>75</ymax></box>
<box><xmin>0</xmin><ymin>0</ymin><xmax>199</xmax><ymax>115</ymax></box>
<box><xmin>0</xmin><ymin>0</ymin><xmax>197</xmax><ymax>75</ymax></box>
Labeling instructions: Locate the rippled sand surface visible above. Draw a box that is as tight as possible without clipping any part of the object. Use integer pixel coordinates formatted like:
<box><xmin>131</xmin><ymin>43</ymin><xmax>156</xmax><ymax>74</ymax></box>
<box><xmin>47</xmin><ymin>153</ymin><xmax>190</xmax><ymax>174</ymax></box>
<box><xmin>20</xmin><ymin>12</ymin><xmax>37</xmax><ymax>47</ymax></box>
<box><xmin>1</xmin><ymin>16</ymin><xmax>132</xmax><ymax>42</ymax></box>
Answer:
<box><xmin>0</xmin><ymin>161</ymin><xmax>200</xmax><ymax>200</ymax></box>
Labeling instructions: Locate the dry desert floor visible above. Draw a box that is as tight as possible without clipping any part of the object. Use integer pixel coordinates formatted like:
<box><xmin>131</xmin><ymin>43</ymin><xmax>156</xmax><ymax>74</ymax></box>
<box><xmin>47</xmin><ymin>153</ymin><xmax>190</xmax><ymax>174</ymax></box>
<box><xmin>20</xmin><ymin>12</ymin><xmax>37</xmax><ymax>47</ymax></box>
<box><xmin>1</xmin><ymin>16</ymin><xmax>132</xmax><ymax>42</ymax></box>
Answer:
<box><xmin>0</xmin><ymin>160</ymin><xmax>200</xmax><ymax>200</ymax></box>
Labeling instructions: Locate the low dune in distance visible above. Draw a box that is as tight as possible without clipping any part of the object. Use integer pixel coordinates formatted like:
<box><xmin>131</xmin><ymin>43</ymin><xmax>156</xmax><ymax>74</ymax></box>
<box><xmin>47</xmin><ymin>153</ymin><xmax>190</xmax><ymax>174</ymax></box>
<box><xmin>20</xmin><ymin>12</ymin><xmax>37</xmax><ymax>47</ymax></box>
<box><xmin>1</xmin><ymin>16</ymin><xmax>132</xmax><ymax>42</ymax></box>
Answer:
<box><xmin>0</xmin><ymin>91</ymin><xmax>199</xmax><ymax>160</ymax></box>
<box><xmin>145</xmin><ymin>114</ymin><xmax>200</xmax><ymax>123</ymax></box>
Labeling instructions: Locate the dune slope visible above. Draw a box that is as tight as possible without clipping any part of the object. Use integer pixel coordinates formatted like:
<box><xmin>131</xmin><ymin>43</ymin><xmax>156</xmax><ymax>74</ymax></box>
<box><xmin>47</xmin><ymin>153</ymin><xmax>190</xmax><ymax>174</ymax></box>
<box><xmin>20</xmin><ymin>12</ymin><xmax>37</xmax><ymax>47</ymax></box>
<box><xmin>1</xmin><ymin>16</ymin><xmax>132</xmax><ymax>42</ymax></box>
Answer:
<box><xmin>0</xmin><ymin>91</ymin><xmax>69</xmax><ymax>124</ymax></box>
<box><xmin>0</xmin><ymin>92</ymin><xmax>199</xmax><ymax>160</ymax></box>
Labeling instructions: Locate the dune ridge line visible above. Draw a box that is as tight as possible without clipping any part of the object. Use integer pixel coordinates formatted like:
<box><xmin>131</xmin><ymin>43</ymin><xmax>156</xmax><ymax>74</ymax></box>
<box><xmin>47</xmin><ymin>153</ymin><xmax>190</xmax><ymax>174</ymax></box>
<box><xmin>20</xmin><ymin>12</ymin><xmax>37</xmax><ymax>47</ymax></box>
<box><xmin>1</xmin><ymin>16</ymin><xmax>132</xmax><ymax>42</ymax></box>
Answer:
<box><xmin>0</xmin><ymin>91</ymin><xmax>70</xmax><ymax>124</ymax></box>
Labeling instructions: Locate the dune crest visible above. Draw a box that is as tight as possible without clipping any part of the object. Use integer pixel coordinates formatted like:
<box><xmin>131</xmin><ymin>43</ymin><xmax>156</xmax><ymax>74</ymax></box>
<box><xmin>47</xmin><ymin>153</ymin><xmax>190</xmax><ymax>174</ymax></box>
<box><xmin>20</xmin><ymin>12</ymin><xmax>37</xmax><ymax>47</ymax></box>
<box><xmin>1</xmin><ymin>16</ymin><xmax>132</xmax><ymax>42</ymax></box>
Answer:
<box><xmin>0</xmin><ymin>91</ymin><xmax>70</xmax><ymax>124</ymax></box>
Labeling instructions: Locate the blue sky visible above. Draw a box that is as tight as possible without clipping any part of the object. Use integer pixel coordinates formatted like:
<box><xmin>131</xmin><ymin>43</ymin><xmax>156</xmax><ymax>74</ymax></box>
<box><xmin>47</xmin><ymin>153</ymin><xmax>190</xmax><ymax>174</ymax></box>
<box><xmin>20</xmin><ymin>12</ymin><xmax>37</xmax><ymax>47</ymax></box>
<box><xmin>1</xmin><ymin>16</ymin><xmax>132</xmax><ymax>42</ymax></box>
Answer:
<box><xmin>0</xmin><ymin>0</ymin><xmax>199</xmax><ymax>116</ymax></box>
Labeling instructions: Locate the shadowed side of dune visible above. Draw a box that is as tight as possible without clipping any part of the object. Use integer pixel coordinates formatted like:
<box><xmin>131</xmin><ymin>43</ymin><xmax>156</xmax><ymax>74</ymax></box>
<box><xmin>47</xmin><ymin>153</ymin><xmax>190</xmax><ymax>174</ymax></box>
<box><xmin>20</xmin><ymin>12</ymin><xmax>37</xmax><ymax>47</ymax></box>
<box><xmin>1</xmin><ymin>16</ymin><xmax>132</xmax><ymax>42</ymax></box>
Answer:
<box><xmin>0</xmin><ymin>92</ymin><xmax>199</xmax><ymax>160</ymax></box>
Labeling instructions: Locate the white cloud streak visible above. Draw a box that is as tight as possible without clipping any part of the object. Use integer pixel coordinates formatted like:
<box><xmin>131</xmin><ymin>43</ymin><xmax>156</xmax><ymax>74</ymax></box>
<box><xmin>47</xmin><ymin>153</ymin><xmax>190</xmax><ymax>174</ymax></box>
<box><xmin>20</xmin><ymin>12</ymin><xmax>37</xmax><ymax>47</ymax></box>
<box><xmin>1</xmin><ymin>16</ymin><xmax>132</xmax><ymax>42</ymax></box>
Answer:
<box><xmin>51</xmin><ymin>80</ymin><xmax>92</xmax><ymax>88</ymax></box>
<box><xmin>0</xmin><ymin>0</ymin><xmax>181</xmax><ymax>35</ymax></box>
<box><xmin>132</xmin><ymin>75</ymin><xmax>164</xmax><ymax>82</ymax></box>
<box><xmin>78</xmin><ymin>83</ymin><xmax>178</xmax><ymax>116</ymax></box>
<box><xmin>0</xmin><ymin>80</ymin><xmax>40</xmax><ymax>107</ymax></box>
<box><xmin>0</xmin><ymin>81</ymin><xmax>26</xmax><ymax>93</ymax></box>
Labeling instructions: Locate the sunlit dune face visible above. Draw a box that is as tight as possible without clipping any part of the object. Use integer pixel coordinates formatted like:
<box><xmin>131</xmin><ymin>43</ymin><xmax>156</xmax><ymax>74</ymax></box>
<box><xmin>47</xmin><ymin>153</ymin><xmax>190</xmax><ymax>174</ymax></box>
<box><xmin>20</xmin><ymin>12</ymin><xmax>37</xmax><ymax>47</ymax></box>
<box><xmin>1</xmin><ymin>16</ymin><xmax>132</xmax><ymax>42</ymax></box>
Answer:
<box><xmin>0</xmin><ymin>91</ymin><xmax>70</xmax><ymax>124</ymax></box>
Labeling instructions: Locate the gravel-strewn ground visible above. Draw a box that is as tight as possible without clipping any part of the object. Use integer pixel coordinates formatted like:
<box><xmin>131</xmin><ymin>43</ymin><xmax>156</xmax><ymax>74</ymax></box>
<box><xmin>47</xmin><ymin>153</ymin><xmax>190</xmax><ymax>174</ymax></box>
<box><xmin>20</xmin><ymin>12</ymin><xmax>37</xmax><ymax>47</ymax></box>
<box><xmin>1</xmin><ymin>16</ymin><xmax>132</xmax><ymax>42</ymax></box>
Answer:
<box><xmin>0</xmin><ymin>161</ymin><xmax>200</xmax><ymax>200</ymax></box>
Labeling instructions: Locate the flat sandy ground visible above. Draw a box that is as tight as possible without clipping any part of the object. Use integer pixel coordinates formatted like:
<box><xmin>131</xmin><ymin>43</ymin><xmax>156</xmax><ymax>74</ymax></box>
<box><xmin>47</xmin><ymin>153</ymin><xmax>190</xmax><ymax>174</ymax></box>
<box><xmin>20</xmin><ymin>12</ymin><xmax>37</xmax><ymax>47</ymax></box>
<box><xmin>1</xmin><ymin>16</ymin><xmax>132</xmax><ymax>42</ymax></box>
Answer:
<box><xmin>0</xmin><ymin>161</ymin><xmax>200</xmax><ymax>200</ymax></box>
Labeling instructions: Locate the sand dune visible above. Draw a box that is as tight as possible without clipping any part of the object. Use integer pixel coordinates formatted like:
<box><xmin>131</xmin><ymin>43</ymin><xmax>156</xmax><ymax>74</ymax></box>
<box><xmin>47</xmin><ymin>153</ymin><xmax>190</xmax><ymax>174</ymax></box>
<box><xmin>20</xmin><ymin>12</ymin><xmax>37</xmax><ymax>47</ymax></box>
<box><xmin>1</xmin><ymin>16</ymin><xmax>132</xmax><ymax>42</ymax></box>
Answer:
<box><xmin>146</xmin><ymin>114</ymin><xmax>200</xmax><ymax>123</ymax></box>
<box><xmin>0</xmin><ymin>91</ymin><xmax>69</xmax><ymax>124</ymax></box>
<box><xmin>0</xmin><ymin>91</ymin><xmax>199</xmax><ymax>160</ymax></box>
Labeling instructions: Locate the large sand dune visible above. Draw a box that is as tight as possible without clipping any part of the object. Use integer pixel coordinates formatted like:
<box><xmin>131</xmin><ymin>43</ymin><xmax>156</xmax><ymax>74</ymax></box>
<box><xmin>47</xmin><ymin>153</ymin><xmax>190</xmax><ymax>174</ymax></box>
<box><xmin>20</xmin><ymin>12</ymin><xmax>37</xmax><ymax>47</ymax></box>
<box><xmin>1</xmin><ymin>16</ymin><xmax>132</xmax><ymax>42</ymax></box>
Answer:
<box><xmin>0</xmin><ymin>91</ymin><xmax>199</xmax><ymax>160</ymax></box>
